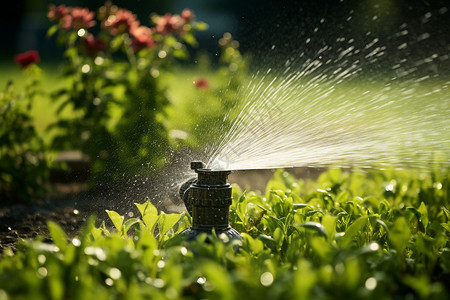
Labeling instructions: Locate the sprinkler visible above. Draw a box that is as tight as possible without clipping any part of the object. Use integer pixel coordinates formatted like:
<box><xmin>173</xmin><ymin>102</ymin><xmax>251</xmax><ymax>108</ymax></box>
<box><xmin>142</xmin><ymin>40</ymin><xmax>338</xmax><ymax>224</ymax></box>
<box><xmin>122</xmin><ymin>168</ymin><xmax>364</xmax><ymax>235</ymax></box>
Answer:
<box><xmin>179</xmin><ymin>161</ymin><xmax>242</xmax><ymax>241</ymax></box>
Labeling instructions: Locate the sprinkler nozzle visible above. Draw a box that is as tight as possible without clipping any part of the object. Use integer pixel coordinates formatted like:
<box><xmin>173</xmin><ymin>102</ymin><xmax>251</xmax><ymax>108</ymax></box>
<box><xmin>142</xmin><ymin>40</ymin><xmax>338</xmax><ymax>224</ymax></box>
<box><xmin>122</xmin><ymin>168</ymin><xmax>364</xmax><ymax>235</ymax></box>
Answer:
<box><xmin>190</xmin><ymin>161</ymin><xmax>205</xmax><ymax>170</ymax></box>
<box><xmin>179</xmin><ymin>161</ymin><xmax>242</xmax><ymax>241</ymax></box>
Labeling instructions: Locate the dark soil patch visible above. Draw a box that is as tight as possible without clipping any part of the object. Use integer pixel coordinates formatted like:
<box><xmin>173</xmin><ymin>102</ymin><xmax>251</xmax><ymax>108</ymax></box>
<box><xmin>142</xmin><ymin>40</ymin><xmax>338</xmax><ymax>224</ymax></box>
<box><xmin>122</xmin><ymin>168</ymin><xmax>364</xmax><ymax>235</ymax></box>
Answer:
<box><xmin>0</xmin><ymin>166</ymin><xmax>324</xmax><ymax>252</ymax></box>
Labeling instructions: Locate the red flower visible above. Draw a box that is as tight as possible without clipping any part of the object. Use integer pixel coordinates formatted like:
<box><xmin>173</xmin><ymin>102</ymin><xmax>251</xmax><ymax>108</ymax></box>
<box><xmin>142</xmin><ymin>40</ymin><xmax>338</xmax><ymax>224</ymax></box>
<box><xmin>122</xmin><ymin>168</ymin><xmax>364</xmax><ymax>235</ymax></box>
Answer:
<box><xmin>14</xmin><ymin>50</ymin><xmax>40</xmax><ymax>68</ymax></box>
<box><xmin>48</xmin><ymin>4</ymin><xmax>68</xmax><ymax>22</ymax></box>
<box><xmin>104</xmin><ymin>9</ymin><xmax>139</xmax><ymax>35</ymax></box>
<box><xmin>193</xmin><ymin>78</ymin><xmax>210</xmax><ymax>90</ymax></box>
<box><xmin>82</xmin><ymin>34</ymin><xmax>106</xmax><ymax>57</ymax></box>
<box><xmin>181</xmin><ymin>9</ymin><xmax>195</xmax><ymax>22</ymax></box>
<box><xmin>130</xmin><ymin>26</ymin><xmax>156</xmax><ymax>52</ymax></box>
<box><xmin>155</xmin><ymin>13</ymin><xmax>181</xmax><ymax>35</ymax></box>
<box><xmin>63</xmin><ymin>7</ymin><xmax>96</xmax><ymax>30</ymax></box>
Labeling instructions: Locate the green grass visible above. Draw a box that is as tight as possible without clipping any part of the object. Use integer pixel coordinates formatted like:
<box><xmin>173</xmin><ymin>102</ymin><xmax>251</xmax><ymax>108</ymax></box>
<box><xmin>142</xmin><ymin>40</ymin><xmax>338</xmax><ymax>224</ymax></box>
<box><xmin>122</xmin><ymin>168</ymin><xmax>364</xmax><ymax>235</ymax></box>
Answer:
<box><xmin>0</xmin><ymin>166</ymin><xmax>448</xmax><ymax>299</ymax></box>
<box><xmin>0</xmin><ymin>62</ymin><xmax>218</xmax><ymax>145</ymax></box>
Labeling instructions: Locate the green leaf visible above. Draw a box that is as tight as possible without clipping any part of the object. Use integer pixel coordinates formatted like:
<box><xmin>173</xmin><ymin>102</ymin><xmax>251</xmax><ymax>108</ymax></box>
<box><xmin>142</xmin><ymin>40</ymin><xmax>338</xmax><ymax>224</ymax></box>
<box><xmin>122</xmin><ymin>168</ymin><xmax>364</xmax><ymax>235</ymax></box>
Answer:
<box><xmin>443</xmin><ymin>207</ymin><xmax>450</xmax><ymax>220</ymax></box>
<box><xmin>123</xmin><ymin>218</ymin><xmax>141</xmax><ymax>235</ymax></box>
<box><xmin>338</xmin><ymin>216</ymin><xmax>368</xmax><ymax>248</ymax></box>
<box><xmin>418</xmin><ymin>202</ymin><xmax>429</xmax><ymax>231</ymax></box>
<box><xmin>273</xmin><ymin>227</ymin><xmax>284</xmax><ymax>248</ymax></box>
<box><xmin>294</xmin><ymin>222</ymin><xmax>328</xmax><ymax>239</ymax></box>
<box><xmin>389</xmin><ymin>217</ymin><xmax>411</xmax><ymax>254</ymax></box>
<box><xmin>194</xmin><ymin>21</ymin><xmax>209</xmax><ymax>31</ymax></box>
<box><xmin>136</xmin><ymin>200</ymin><xmax>159</xmax><ymax>232</ymax></box>
<box><xmin>106</xmin><ymin>210</ymin><xmax>124</xmax><ymax>235</ymax></box>
<box><xmin>47</xmin><ymin>221</ymin><xmax>68</xmax><ymax>252</ymax></box>
<box><xmin>242</xmin><ymin>233</ymin><xmax>264</xmax><ymax>254</ymax></box>
<box><xmin>135</xmin><ymin>199</ymin><xmax>158</xmax><ymax>218</ymax></box>
<box><xmin>47</xmin><ymin>24</ymin><xmax>59</xmax><ymax>37</ymax></box>
<box><xmin>158</xmin><ymin>213</ymin><xmax>181</xmax><ymax>240</ymax></box>
<box><xmin>441</xmin><ymin>223</ymin><xmax>450</xmax><ymax>233</ymax></box>
<box><xmin>183</xmin><ymin>32</ymin><xmax>198</xmax><ymax>47</ymax></box>
<box><xmin>293</xmin><ymin>203</ymin><xmax>312</xmax><ymax>210</ymax></box>
<box><xmin>321</xmin><ymin>215</ymin><xmax>337</xmax><ymax>241</ymax></box>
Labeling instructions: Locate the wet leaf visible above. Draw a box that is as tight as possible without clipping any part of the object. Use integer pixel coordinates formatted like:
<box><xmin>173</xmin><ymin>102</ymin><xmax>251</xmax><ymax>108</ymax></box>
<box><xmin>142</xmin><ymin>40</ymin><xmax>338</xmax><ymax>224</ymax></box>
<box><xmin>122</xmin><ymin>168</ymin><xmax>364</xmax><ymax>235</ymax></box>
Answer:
<box><xmin>47</xmin><ymin>221</ymin><xmax>68</xmax><ymax>252</ymax></box>
<box><xmin>106</xmin><ymin>210</ymin><xmax>124</xmax><ymax>235</ymax></box>
<box><xmin>294</xmin><ymin>222</ymin><xmax>328</xmax><ymax>239</ymax></box>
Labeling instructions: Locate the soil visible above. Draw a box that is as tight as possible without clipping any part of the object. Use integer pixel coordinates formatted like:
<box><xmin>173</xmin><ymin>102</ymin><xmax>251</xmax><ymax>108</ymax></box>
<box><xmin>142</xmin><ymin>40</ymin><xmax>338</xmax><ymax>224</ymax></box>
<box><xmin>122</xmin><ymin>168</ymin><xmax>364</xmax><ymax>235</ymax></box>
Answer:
<box><xmin>0</xmin><ymin>159</ymin><xmax>324</xmax><ymax>252</ymax></box>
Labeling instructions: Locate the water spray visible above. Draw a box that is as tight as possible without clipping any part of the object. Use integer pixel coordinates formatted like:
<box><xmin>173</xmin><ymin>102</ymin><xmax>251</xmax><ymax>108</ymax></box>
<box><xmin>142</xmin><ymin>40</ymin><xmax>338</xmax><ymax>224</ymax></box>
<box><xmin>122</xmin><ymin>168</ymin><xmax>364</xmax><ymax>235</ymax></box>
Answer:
<box><xmin>179</xmin><ymin>161</ymin><xmax>242</xmax><ymax>241</ymax></box>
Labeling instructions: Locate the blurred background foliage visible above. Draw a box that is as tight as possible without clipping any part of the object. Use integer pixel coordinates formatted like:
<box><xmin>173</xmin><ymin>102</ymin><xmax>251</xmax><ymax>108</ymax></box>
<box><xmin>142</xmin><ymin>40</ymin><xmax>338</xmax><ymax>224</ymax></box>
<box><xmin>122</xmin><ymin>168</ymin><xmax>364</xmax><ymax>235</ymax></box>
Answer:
<box><xmin>0</xmin><ymin>0</ymin><xmax>449</xmax><ymax>203</ymax></box>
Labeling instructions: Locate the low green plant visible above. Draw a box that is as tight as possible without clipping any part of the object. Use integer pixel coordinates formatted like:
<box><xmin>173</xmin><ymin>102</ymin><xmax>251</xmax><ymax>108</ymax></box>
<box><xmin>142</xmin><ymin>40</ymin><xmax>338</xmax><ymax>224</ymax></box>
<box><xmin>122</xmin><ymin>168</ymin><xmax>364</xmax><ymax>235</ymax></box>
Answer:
<box><xmin>0</xmin><ymin>166</ymin><xmax>448</xmax><ymax>299</ymax></box>
<box><xmin>0</xmin><ymin>60</ymin><xmax>49</xmax><ymax>203</ymax></box>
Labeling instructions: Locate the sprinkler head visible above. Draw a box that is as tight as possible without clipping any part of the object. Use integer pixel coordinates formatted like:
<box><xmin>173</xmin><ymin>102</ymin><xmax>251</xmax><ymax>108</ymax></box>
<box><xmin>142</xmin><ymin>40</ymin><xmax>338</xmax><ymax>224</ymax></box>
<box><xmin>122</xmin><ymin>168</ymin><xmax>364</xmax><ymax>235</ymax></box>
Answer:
<box><xmin>180</xmin><ymin>161</ymin><xmax>242</xmax><ymax>241</ymax></box>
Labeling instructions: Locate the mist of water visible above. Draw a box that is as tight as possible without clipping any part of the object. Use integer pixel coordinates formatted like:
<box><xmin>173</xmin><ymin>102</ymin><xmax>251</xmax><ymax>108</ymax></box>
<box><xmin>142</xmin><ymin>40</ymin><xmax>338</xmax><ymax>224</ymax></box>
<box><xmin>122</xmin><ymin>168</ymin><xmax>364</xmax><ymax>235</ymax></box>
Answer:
<box><xmin>206</xmin><ymin>5</ymin><xmax>450</xmax><ymax>171</ymax></box>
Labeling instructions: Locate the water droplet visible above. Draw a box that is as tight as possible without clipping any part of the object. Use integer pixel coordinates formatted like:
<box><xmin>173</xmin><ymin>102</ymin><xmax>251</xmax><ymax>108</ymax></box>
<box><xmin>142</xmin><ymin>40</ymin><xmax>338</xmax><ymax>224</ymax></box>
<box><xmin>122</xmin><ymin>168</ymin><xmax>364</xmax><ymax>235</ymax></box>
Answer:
<box><xmin>109</xmin><ymin>268</ymin><xmax>121</xmax><ymax>280</ymax></box>
<box><xmin>260</xmin><ymin>272</ymin><xmax>274</xmax><ymax>286</ymax></box>
<box><xmin>365</xmin><ymin>277</ymin><xmax>377</xmax><ymax>290</ymax></box>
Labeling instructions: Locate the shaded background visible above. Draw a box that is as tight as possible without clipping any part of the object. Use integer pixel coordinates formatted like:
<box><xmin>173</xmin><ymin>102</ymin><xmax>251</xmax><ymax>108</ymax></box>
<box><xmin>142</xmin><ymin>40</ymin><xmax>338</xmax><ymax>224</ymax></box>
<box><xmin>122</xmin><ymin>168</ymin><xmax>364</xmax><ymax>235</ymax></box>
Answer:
<box><xmin>2</xmin><ymin>0</ymin><xmax>449</xmax><ymax>75</ymax></box>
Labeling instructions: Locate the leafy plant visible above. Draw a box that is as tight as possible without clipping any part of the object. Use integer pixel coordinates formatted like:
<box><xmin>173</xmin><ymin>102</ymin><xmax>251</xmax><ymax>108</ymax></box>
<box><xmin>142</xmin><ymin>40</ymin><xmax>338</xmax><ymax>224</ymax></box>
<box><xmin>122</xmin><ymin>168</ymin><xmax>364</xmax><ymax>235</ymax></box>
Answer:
<box><xmin>0</xmin><ymin>166</ymin><xmax>448</xmax><ymax>299</ymax></box>
<box><xmin>46</xmin><ymin>2</ymin><xmax>208</xmax><ymax>180</ymax></box>
<box><xmin>0</xmin><ymin>59</ymin><xmax>49</xmax><ymax>203</ymax></box>
<box><xmin>166</xmin><ymin>32</ymin><xmax>249</xmax><ymax>150</ymax></box>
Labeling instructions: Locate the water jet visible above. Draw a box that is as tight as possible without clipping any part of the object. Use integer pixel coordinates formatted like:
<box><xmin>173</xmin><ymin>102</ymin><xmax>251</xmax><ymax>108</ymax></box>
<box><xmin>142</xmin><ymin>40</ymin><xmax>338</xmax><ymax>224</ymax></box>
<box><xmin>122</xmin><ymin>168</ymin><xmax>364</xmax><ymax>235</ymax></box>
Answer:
<box><xmin>179</xmin><ymin>161</ymin><xmax>242</xmax><ymax>241</ymax></box>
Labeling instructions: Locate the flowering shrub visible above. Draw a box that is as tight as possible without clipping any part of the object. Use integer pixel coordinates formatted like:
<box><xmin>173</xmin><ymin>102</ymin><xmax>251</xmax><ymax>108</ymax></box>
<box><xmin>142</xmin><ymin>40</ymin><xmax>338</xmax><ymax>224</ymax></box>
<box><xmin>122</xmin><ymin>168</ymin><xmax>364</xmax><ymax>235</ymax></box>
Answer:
<box><xmin>47</xmin><ymin>2</ymin><xmax>208</xmax><ymax>179</ymax></box>
<box><xmin>0</xmin><ymin>56</ymin><xmax>49</xmax><ymax>202</ymax></box>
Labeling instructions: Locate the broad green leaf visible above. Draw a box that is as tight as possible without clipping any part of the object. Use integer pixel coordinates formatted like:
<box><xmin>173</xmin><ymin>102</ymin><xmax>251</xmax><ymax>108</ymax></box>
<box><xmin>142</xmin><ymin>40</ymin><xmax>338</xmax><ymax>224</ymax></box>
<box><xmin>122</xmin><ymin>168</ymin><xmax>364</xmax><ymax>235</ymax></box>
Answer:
<box><xmin>242</xmin><ymin>233</ymin><xmax>264</xmax><ymax>254</ymax></box>
<box><xmin>440</xmin><ymin>222</ymin><xmax>450</xmax><ymax>233</ymax></box>
<box><xmin>321</xmin><ymin>215</ymin><xmax>337</xmax><ymax>241</ymax></box>
<box><xmin>137</xmin><ymin>222</ymin><xmax>158</xmax><ymax>251</ymax></box>
<box><xmin>291</xmin><ymin>259</ymin><xmax>317</xmax><ymax>299</ymax></box>
<box><xmin>389</xmin><ymin>217</ymin><xmax>411</xmax><ymax>254</ymax></box>
<box><xmin>106</xmin><ymin>210</ymin><xmax>124</xmax><ymax>235</ymax></box>
<box><xmin>135</xmin><ymin>200</ymin><xmax>157</xmax><ymax>218</ymax></box>
<box><xmin>136</xmin><ymin>200</ymin><xmax>159</xmax><ymax>232</ymax></box>
<box><xmin>47</xmin><ymin>221</ymin><xmax>68</xmax><ymax>252</ymax></box>
<box><xmin>46</xmin><ymin>24</ymin><xmax>58</xmax><ymax>37</ymax></box>
<box><xmin>294</xmin><ymin>222</ymin><xmax>328</xmax><ymax>239</ymax></box>
<box><xmin>273</xmin><ymin>227</ymin><xmax>284</xmax><ymax>247</ymax></box>
<box><xmin>338</xmin><ymin>216</ymin><xmax>369</xmax><ymax>248</ymax></box>
<box><xmin>158</xmin><ymin>213</ymin><xmax>181</xmax><ymax>239</ymax></box>
<box><xmin>195</xmin><ymin>21</ymin><xmax>209</xmax><ymax>31</ymax></box>
<box><xmin>123</xmin><ymin>218</ymin><xmax>141</xmax><ymax>235</ymax></box>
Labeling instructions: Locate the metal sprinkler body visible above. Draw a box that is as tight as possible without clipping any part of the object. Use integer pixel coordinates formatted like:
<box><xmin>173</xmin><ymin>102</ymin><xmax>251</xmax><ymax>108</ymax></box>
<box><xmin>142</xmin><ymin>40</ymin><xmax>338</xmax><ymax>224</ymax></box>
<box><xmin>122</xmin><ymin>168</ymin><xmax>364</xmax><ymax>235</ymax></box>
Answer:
<box><xmin>179</xmin><ymin>161</ymin><xmax>242</xmax><ymax>241</ymax></box>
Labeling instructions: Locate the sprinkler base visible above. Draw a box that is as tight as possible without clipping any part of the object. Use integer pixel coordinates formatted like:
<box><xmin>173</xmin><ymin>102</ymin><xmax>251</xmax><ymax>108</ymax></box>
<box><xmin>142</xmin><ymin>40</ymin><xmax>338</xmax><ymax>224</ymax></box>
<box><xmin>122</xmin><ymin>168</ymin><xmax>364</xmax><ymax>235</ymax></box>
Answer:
<box><xmin>179</xmin><ymin>161</ymin><xmax>242</xmax><ymax>242</ymax></box>
<box><xmin>181</xmin><ymin>225</ymin><xmax>242</xmax><ymax>242</ymax></box>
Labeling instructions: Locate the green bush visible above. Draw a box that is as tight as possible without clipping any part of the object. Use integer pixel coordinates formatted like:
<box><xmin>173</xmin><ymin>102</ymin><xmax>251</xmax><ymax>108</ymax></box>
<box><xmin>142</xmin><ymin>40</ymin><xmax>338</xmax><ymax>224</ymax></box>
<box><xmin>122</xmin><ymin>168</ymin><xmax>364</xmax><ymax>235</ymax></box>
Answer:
<box><xmin>47</xmin><ymin>3</ymin><xmax>209</xmax><ymax>179</ymax></box>
<box><xmin>0</xmin><ymin>63</ymin><xmax>49</xmax><ymax>203</ymax></box>
<box><xmin>0</xmin><ymin>166</ymin><xmax>448</xmax><ymax>299</ymax></box>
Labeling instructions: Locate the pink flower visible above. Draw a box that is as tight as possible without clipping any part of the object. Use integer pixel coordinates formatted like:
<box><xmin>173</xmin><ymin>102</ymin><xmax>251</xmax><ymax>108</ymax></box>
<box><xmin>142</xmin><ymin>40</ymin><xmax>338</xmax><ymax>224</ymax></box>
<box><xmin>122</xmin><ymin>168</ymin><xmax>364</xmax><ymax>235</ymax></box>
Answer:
<box><xmin>63</xmin><ymin>7</ymin><xmax>96</xmax><ymax>30</ymax></box>
<box><xmin>130</xmin><ymin>26</ymin><xmax>156</xmax><ymax>52</ymax></box>
<box><xmin>181</xmin><ymin>9</ymin><xmax>195</xmax><ymax>22</ymax></box>
<box><xmin>104</xmin><ymin>9</ymin><xmax>139</xmax><ymax>35</ymax></box>
<box><xmin>14</xmin><ymin>50</ymin><xmax>40</xmax><ymax>68</ymax></box>
<box><xmin>155</xmin><ymin>13</ymin><xmax>181</xmax><ymax>35</ymax></box>
<box><xmin>82</xmin><ymin>34</ymin><xmax>106</xmax><ymax>57</ymax></box>
<box><xmin>48</xmin><ymin>4</ymin><xmax>68</xmax><ymax>22</ymax></box>
<box><xmin>193</xmin><ymin>78</ymin><xmax>210</xmax><ymax>90</ymax></box>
